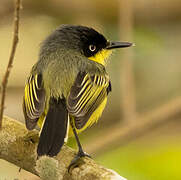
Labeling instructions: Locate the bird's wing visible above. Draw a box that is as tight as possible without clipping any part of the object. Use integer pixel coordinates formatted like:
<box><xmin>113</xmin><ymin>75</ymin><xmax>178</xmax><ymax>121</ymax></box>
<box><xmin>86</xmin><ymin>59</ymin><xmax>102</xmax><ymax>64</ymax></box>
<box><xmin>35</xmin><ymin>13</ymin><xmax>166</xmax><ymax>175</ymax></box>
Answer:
<box><xmin>23</xmin><ymin>73</ymin><xmax>45</xmax><ymax>130</ymax></box>
<box><xmin>67</xmin><ymin>71</ymin><xmax>111</xmax><ymax>129</ymax></box>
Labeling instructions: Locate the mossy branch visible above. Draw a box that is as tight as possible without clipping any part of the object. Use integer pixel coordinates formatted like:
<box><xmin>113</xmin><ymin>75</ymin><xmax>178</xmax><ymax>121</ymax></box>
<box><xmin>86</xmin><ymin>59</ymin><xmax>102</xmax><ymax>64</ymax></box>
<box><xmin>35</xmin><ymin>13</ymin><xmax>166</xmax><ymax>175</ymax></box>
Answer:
<box><xmin>0</xmin><ymin>116</ymin><xmax>126</xmax><ymax>180</ymax></box>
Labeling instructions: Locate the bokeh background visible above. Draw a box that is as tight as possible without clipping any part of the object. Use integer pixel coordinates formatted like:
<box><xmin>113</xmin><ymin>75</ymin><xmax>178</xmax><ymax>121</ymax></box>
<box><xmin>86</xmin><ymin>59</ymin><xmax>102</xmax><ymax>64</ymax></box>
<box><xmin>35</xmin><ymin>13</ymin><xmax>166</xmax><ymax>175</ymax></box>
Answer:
<box><xmin>1</xmin><ymin>0</ymin><xmax>181</xmax><ymax>179</ymax></box>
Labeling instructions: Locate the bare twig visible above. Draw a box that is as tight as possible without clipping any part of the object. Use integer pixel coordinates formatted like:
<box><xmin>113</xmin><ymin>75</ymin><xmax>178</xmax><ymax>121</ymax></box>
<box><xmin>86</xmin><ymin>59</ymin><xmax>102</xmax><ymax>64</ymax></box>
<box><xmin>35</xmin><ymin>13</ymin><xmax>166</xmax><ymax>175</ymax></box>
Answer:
<box><xmin>0</xmin><ymin>0</ymin><xmax>21</xmax><ymax>128</ymax></box>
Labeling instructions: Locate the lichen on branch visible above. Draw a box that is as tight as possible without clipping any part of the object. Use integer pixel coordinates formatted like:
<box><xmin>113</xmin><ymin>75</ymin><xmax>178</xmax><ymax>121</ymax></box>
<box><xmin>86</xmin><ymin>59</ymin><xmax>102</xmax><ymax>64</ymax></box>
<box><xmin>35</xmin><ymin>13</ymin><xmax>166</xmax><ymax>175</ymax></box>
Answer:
<box><xmin>0</xmin><ymin>116</ymin><xmax>126</xmax><ymax>180</ymax></box>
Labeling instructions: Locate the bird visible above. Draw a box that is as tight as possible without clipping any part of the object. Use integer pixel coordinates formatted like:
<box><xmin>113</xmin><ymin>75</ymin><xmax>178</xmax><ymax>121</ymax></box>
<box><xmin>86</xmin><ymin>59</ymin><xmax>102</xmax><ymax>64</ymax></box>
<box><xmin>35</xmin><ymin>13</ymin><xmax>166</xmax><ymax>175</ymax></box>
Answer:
<box><xmin>23</xmin><ymin>24</ymin><xmax>132</xmax><ymax>166</ymax></box>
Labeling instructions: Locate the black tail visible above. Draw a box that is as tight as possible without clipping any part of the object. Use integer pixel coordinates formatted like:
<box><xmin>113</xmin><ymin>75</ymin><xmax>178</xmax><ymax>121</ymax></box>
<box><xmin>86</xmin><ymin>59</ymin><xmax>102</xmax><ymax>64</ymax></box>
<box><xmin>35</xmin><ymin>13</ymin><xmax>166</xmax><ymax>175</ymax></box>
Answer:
<box><xmin>37</xmin><ymin>97</ymin><xmax>68</xmax><ymax>157</ymax></box>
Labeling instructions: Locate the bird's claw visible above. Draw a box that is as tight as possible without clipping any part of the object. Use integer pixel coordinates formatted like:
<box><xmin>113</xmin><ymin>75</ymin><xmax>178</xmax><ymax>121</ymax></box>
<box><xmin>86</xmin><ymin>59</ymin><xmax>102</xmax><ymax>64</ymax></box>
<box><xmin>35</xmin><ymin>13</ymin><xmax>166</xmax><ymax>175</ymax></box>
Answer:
<box><xmin>78</xmin><ymin>151</ymin><xmax>91</xmax><ymax>158</ymax></box>
<box><xmin>68</xmin><ymin>151</ymin><xmax>91</xmax><ymax>173</ymax></box>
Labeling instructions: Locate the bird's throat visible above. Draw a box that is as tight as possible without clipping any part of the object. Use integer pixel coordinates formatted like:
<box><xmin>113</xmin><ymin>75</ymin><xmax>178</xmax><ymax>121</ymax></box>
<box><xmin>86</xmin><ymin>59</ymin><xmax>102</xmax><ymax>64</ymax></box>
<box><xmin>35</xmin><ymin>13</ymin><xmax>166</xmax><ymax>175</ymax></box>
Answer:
<box><xmin>88</xmin><ymin>49</ymin><xmax>112</xmax><ymax>66</ymax></box>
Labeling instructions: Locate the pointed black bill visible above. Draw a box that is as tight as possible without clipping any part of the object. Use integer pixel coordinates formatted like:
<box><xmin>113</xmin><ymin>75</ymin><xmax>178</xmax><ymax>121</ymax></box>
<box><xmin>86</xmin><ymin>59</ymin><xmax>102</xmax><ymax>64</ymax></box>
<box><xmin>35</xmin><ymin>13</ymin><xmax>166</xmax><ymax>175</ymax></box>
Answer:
<box><xmin>106</xmin><ymin>41</ymin><xmax>133</xmax><ymax>50</ymax></box>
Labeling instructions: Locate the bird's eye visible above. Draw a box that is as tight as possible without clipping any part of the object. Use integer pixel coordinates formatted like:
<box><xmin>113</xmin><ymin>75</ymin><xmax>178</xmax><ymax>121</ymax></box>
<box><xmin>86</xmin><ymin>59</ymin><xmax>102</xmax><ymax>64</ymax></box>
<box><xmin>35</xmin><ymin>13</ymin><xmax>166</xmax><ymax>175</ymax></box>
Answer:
<box><xmin>89</xmin><ymin>45</ymin><xmax>96</xmax><ymax>52</ymax></box>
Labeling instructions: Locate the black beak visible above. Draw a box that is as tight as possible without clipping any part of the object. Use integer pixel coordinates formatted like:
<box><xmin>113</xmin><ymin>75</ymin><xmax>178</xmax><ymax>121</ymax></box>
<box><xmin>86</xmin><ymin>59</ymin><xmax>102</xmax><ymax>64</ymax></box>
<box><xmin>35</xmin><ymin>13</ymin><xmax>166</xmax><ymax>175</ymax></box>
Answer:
<box><xmin>106</xmin><ymin>41</ymin><xmax>133</xmax><ymax>50</ymax></box>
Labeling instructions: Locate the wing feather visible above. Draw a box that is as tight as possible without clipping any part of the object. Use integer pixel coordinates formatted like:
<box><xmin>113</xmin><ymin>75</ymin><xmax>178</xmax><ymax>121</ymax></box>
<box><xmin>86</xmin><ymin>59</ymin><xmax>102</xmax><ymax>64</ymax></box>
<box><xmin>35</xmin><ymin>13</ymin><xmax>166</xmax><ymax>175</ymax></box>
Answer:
<box><xmin>67</xmin><ymin>71</ymin><xmax>110</xmax><ymax>129</ymax></box>
<box><xmin>23</xmin><ymin>73</ymin><xmax>45</xmax><ymax>130</ymax></box>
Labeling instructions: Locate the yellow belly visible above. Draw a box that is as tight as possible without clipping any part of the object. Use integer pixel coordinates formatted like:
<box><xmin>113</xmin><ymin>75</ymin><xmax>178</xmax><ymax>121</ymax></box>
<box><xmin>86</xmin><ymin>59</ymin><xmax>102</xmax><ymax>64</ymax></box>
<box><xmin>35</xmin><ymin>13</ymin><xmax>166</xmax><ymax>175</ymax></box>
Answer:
<box><xmin>68</xmin><ymin>97</ymin><xmax>107</xmax><ymax>137</ymax></box>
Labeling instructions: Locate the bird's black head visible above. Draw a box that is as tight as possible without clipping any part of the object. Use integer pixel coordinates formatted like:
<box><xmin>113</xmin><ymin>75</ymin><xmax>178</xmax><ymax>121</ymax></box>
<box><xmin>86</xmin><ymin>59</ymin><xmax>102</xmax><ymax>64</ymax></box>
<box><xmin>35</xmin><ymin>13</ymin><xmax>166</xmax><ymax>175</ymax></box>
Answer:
<box><xmin>55</xmin><ymin>25</ymin><xmax>109</xmax><ymax>58</ymax></box>
<box><xmin>41</xmin><ymin>25</ymin><xmax>132</xmax><ymax>65</ymax></box>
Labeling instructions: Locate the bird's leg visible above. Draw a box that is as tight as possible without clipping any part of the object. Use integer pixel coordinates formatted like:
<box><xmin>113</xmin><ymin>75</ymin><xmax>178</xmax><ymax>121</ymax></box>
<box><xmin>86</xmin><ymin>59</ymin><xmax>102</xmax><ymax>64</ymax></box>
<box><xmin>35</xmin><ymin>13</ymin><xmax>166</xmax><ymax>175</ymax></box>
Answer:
<box><xmin>68</xmin><ymin>119</ymin><xmax>91</xmax><ymax>172</ymax></box>
<box><xmin>72</xmin><ymin>123</ymin><xmax>90</xmax><ymax>157</ymax></box>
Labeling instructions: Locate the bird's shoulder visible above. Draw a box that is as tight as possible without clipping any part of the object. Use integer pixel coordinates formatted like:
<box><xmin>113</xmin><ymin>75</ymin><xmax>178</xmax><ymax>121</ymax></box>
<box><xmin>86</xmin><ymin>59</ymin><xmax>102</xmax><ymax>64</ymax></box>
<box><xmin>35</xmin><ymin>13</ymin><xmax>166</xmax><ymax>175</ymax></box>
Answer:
<box><xmin>78</xmin><ymin>57</ymin><xmax>108</xmax><ymax>76</ymax></box>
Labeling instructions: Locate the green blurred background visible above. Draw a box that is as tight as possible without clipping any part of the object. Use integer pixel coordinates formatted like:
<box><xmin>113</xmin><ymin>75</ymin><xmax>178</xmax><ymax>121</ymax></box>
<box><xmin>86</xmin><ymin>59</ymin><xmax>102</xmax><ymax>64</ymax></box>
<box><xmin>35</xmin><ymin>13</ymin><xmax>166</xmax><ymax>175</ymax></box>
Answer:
<box><xmin>1</xmin><ymin>0</ymin><xmax>181</xmax><ymax>179</ymax></box>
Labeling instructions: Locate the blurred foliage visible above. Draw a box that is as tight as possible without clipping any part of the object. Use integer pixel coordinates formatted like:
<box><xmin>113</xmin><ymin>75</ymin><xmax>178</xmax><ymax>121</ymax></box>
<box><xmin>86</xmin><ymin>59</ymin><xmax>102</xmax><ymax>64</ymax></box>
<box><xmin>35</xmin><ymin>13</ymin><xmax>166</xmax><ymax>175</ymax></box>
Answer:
<box><xmin>97</xmin><ymin>141</ymin><xmax>181</xmax><ymax>180</ymax></box>
<box><xmin>2</xmin><ymin>0</ymin><xmax>181</xmax><ymax>24</ymax></box>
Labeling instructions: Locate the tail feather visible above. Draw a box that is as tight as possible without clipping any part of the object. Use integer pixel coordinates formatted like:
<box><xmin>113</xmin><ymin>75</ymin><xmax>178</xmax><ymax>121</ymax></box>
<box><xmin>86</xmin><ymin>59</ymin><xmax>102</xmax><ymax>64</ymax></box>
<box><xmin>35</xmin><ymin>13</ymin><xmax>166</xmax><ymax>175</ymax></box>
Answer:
<box><xmin>37</xmin><ymin>97</ymin><xmax>68</xmax><ymax>157</ymax></box>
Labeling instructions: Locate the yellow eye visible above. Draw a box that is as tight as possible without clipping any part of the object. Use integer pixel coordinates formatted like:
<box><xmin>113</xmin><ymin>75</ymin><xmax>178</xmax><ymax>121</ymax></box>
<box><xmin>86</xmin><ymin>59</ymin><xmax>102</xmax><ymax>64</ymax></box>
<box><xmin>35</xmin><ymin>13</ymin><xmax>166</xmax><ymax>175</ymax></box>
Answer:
<box><xmin>89</xmin><ymin>45</ymin><xmax>96</xmax><ymax>52</ymax></box>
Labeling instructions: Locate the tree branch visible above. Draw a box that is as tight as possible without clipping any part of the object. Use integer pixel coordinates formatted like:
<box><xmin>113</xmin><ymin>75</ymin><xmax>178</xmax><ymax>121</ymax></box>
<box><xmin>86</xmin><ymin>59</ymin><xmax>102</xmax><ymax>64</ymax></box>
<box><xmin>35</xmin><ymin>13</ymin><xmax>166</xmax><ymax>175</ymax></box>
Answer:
<box><xmin>119</xmin><ymin>0</ymin><xmax>137</xmax><ymax>123</ymax></box>
<box><xmin>0</xmin><ymin>0</ymin><xmax>21</xmax><ymax>128</ymax></box>
<box><xmin>0</xmin><ymin>116</ymin><xmax>126</xmax><ymax>180</ymax></box>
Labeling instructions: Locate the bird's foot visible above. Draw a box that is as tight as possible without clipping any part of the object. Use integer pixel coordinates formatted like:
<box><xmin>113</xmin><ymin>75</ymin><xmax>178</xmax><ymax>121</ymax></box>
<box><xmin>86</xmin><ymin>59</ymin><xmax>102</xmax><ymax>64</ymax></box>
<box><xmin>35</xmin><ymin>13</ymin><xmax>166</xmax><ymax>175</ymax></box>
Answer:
<box><xmin>23</xmin><ymin>131</ymin><xmax>39</xmax><ymax>144</ymax></box>
<box><xmin>68</xmin><ymin>151</ymin><xmax>91</xmax><ymax>173</ymax></box>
